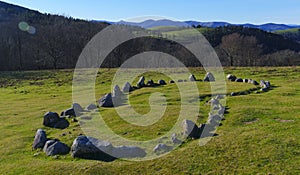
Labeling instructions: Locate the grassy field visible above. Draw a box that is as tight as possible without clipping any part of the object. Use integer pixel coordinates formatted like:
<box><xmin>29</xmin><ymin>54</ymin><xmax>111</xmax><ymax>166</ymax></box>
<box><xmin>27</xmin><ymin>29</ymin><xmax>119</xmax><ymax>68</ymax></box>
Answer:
<box><xmin>274</xmin><ymin>28</ymin><xmax>300</xmax><ymax>34</ymax></box>
<box><xmin>0</xmin><ymin>67</ymin><xmax>299</xmax><ymax>174</ymax></box>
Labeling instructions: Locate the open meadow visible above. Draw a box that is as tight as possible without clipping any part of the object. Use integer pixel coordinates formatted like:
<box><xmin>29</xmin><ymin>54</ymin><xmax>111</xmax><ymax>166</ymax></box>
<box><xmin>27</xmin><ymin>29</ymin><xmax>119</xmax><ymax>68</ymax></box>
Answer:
<box><xmin>0</xmin><ymin>67</ymin><xmax>299</xmax><ymax>174</ymax></box>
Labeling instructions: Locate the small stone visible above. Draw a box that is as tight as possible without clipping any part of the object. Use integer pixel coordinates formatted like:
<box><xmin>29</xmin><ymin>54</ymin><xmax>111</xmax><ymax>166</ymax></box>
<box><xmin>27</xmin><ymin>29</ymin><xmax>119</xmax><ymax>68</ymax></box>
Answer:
<box><xmin>189</xmin><ymin>74</ymin><xmax>196</xmax><ymax>81</ymax></box>
<box><xmin>158</xmin><ymin>80</ymin><xmax>166</xmax><ymax>85</ymax></box>
<box><xmin>226</xmin><ymin>74</ymin><xmax>236</xmax><ymax>81</ymax></box>
<box><xmin>86</xmin><ymin>104</ymin><xmax>97</xmax><ymax>110</ymax></box>
<box><xmin>231</xmin><ymin>92</ymin><xmax>238</xmax><ymax>96</ymax></box>
<box><xmin>235</xmin><ymin>78</ymin><xmax>243</xmax><ymax>82</ymax></box>
<box><xmin>147</xmin><ymin>80</ymin><xmax>155</xmax><ymax>87</ymax></box>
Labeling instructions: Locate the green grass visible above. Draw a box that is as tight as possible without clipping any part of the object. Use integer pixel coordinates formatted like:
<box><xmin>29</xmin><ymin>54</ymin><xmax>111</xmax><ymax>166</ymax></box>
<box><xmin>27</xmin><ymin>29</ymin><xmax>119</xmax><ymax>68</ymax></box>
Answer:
<box><xmin>0</xmin><ymin>67</ymin><xmax>299</xmax><ymax>174</ymax></box>
<box><xmin>274</xmin><ymin>28</ymin><xmax>300</xmax><ymax>34</ymax></box>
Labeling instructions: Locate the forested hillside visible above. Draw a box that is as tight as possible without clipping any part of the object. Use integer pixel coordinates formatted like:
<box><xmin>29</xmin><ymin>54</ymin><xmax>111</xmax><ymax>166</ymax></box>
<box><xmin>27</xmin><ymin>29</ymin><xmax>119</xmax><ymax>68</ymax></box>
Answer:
<box><xmin>0</xmin><ymin>1</ymin><xmax>300</xmax><ymax>71</ymax></box>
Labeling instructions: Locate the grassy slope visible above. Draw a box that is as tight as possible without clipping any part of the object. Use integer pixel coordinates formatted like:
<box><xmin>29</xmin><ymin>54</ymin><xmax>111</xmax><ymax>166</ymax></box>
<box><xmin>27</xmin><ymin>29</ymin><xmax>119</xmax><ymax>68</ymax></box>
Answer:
<box><xmin>0</xmin><ymin>67</ymin><xmax>299</xmax><ymax>174</ymax></box>
<box><xmin>274</xmin><ymin>28</ymin><xmax>300</xmax><ymax>34</ymax></box>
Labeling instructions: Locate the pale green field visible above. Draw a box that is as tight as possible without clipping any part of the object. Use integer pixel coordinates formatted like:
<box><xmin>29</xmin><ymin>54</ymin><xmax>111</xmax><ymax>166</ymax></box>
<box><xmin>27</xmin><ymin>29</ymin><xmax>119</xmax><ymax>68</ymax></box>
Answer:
<box><xmin>0</xmin><ymin>67</ymin><xmax>299</xmax><ymax>174</ymax></box>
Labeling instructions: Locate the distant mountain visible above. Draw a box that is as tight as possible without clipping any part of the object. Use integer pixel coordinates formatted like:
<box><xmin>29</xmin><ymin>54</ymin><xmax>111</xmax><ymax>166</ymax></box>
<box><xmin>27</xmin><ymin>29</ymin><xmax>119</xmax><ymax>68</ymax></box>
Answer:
<box><xmin>113</xmin><ymin>19</ymin><xmax>300</xmax><ymax>32</ymax></box>
<box><xmin>116</xmin><ymin>19</ymin><xmax>189</xmax><ymax>28</ymax></box>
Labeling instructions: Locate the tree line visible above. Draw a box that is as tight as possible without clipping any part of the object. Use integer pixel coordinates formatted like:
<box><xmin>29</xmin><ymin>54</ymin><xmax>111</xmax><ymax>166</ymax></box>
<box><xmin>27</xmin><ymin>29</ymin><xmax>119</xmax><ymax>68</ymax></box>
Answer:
<box><xmin>0</xmin><ymin>1</ymin><xmax>300</xmax><ymax>71</ymax></box>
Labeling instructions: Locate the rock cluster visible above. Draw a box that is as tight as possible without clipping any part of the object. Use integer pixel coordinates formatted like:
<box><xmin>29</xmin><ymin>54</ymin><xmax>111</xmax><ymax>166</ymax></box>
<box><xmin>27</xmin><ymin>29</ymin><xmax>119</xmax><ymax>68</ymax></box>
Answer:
<box><xmin>227</xmin><ymin>74</ymin><xmax>271</xmax><ymax>96</ymax></box>
<box><xmin>33</xmin><ymin>129</ymin><xmax>70</xmax><ymax>156</ymax></box>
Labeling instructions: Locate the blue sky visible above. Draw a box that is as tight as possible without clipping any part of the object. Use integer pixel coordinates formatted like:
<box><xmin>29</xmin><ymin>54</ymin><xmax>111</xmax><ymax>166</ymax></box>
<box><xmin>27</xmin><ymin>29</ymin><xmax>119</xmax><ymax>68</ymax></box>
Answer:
<box><xmin>2</xmin><ymin>0</ymin><xmax>300</xmax><ymax>24</ymax></box>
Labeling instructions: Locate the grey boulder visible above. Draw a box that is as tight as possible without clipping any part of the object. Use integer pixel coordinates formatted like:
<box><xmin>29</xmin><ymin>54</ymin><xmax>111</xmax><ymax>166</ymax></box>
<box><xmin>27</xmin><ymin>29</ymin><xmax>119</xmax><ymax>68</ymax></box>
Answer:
<box><xmin>158</xmin><ymin>79</ymin><xmax>166</xmax><ymax>85</ymax></box>
<box><xmin>182</xmin><ymin>119</ymin><xmax>200</xmax><ymax>139</ymax></box>
<box><xmin>137</xmin><ymin>76</ymin><xmax>145</xmax><ymax>88</ymax></box>
<box><xmin>189</xmin><ymin>74</ymin><xmax>196</xmax><ymax>81</ymax></box>
<box><xmin>53</xmin><ymin>118</ymin><xmax>70</xmax><ymax>129</ymax></box>
<box><xmin>147</xmin><ymin>79</ymin><xmax>155</xmax><ymax>87</ymax></box>
<box><xmin>86</xmin><ymin>103</ymin><xmax>97</xmax><ymax>110</ymax></box>
<box><xmin>33</xmin><ymin>129</ymin><xmax>47</xmax><ymax>149</ymax></box>
<box><xmin>43</xmin><ymin>140</ymin><xmax>70</xmax><ymax>156</ymax></box>
<box><xmin>71</xmin><ymin>136</ymin><xmax>116</xmax><ymax>161</ymax></box>
<box><xmin>204</xmin><ymin>72</ymin><xmax>215</xmax><ymax>82</ymax></box>
<box><xmin>226</xmin><ymin>74</ymin><xmax>236</xmax><ymax>81</ymax></box>
<box><xmin>235</xmin><ymin>78</ymin><xmax>243</xmax><ymax>82</ymax></box>
<box><xmin>112</xmin><ymin>85</ymin><xmax>122</xmax><ymax>97</ymax></box>
<box><xmin>43</xmin><ymin>112</ymin><xmax>60</xmax><ymax>127</ymax></box>
<box><xmin>98</xmin><ymin>93</ymin><xmax>114</xmax><ymax>107</ymax></box>
<box><xmin>122</xmin><ymin>82</ymin><xmax>133</xmax><ymax>93</ymax></box>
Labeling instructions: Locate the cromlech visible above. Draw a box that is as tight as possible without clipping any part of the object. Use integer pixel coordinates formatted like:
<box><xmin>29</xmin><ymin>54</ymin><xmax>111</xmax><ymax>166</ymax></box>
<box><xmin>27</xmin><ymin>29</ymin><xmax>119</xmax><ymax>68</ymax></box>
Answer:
<box><xmin>0</xmin><ymin>1</ymin><xmax>299</xmax><ymax>174</ymax></box>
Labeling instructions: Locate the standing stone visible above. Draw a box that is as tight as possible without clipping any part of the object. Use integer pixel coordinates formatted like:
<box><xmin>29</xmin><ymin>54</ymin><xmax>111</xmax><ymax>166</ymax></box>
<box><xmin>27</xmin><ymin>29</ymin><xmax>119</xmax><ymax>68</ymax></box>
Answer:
<box><xmin>43</xmin><ymin>112</ymin><xmax>60</xmax><ymax>127</ymax></box>
<box><xmin>122</xmin><ymin>82</ymin><xmax>133</xmax><ymax>93</ymax></box>
<box><xmin>189</xmin><ymin>74</ymin><xmax>196</xmax><ymax>81</ymax></box>
<box><xmin>158</xmin><ymin>80</ymin><xmax>166</xmax><ymax>85</ymax></box>
<box><xmin>33</xmin><ymin>129</ymin><xmax>47</xmax><ymax>149</ymax></box>
<box><xmin>112</xmin><ymin>85</ymin><xmax>122</xmax><ymax>98</ymax></box>
<box><xmin>98</xmin><ymin>93</ymin><xmax>114</xmax><ymax>107</ymax></box>
<box><xmin>226</xmin><ymin>74</ymin><xmax>236</xmax><ymax>81</ymax></box>
<box><xmin>182</xmin><ymin>120</ymin><xmax>199</xmax><ymax>139</ymax></box>
<box><xmin>44</xmin><ymin>140</ymin><xmax>70</xmax><ymax>156</ymax></box>
<box><xmin>204</xmin><ymin>72</ymin><xmax>215</xmax><ymax>82</ymax></box>
<box><xmin>137</xmin><ymin>76</ymin><xmax>145</xmax><ymax>88</ymax></box>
